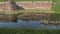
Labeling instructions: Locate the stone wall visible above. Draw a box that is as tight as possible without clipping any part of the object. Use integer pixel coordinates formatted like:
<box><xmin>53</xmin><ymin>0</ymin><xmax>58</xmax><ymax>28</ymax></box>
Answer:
<box><xmin>0</xmin><ymin>2</ymin><xmax>13</xmax><ymax>11</ymax></box>
<box><xmin>0</xmin><ymin>1</ymin><xmax>52</xmax><ymax>11</ymax></box>
<box><xmin>16</xmin><ymin>1</ymin><xmax>52</xmax><ymax>10</ymax></box>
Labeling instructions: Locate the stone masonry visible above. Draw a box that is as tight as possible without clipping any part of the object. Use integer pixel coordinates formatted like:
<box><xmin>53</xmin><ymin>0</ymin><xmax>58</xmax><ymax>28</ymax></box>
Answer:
<box><xmin>0</xmin><ymin>1</ymin><xmax>52</xmax><ymax>11</ymax></box>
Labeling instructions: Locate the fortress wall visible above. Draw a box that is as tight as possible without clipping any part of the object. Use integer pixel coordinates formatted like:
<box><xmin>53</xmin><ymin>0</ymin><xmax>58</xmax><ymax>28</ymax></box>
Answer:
<box><xmin>0</xmin><ymin>3</ymin><xmax>12</xmax><ymax>11</ymax></box>
<box><xmin>0</xmin><ymin>1</ymin><xmax>52</xmax><ymax>11</ymax></box>
<box><xmin>16</xmin><ymin>1</ymin><xmax>52</xmax><ymax>10</ymax></box>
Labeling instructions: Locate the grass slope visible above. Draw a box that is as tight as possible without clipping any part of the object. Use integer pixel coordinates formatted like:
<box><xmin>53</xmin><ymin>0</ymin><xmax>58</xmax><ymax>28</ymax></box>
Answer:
<box><xmin>0</xmin><ymin>28</ymin><xmax>60</xmax><ymax>34</ymax></box>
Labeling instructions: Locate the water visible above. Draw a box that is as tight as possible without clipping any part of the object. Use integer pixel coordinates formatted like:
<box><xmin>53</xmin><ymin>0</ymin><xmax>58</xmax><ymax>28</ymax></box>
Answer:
<box><xmin>0</xmin><ymin>20</ymin><xmax>60</xmax><ymax>29</ymax></box>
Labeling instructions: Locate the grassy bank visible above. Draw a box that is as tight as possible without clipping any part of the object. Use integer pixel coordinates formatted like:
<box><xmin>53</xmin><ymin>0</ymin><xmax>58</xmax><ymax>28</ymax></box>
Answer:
<box><xmin>0</xmin><ymin>28</ymin><xmax>60</xmax><ymax>34</ymax></box>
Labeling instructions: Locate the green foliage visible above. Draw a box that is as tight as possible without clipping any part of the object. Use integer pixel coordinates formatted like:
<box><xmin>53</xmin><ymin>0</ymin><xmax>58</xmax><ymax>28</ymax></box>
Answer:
<box><xmin>0</xmin><ymin>28</ymin><xmax>60</xmax><ymax>34</ymax></box>
<box><xmin>50</xmin><ymin>13</ymin><xmax>60</xmax><ymax>21</ymax></box>
<box><xmin>52</xmin><ymin>0</ymin><xmax>60</xmax><ymax>12</ymax></box>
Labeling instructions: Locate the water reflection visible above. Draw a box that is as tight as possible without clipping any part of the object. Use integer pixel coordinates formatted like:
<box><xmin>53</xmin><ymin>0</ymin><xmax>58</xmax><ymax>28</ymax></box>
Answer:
<box><xmin>0</xmin><ymin>20</ymin><xmax>60</xmax><ymax>29</ymax></box>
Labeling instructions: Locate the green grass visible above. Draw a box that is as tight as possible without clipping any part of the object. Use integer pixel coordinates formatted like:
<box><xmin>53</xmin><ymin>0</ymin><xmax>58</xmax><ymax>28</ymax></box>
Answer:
<box><xmin>0</xmin><ymin>28</ymin><xmax>60</xmax><ymax>34</ymax></box>
<box><xmin>51</xmin><ymin>0</ymin><xmax>60</xmax><ymax>13</ymax></box>
<box><xmin>52</xmin><ymin>3</ymin><xmax>60</xmax><ymax>13</ymax></box>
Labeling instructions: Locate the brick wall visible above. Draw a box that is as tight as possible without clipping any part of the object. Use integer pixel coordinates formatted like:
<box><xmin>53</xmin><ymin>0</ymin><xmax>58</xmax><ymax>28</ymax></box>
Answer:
<box><xmin>16</xmin><ymin>1</ymin><xmax>52</xmax><ymax>10</ymax></box>
<box><xmin>0</xmin><ymin>1</ymin><xmax>52</xmax><ymax>11</ymax></box>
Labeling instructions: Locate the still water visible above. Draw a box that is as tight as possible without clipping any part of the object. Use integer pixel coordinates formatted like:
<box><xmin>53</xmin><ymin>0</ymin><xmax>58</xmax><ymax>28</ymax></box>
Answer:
<box><xmin>0</xmin><ymin>20</ymin><xmax>60</xmax><ymax>29</ymax></box>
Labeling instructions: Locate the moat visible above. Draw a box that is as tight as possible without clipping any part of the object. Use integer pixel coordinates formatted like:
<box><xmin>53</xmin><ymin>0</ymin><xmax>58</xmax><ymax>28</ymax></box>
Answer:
<box><xmin>0</xmin><ymin>20</ymin><xmax>60</xmax><ymax>29</ymax></box>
